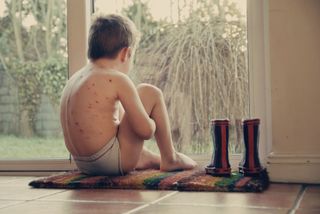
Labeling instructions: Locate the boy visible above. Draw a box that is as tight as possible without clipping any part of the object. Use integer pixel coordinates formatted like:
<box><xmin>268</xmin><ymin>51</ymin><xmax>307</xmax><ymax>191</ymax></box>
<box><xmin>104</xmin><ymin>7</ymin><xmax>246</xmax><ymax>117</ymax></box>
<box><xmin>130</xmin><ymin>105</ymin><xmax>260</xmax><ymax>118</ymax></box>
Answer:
<box><xmin>60</xmin><ymin>14</ymin><xmax>197</xmax><ymax>175</ymax></box>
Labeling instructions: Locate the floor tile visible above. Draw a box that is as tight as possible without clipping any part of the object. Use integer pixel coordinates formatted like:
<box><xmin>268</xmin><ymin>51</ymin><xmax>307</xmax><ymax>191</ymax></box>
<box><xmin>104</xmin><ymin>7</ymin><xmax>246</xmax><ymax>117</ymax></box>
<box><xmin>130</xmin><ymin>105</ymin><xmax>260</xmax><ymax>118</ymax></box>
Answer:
<box><xmin>134</xmin><ymin>204</ymin><xmax>288</xmax><ymax>214</ymax></box>
<box><xmin>41</xmin><ymin>189</ymin><xmax>175</xmax><ymax>203</ymax></box>
<box><xmin>298</xmin><ymin>185</ymin><xmax>320</xmax><ymax>209</ymax></box>
<box><xmin>0</xmin><ymin>176</ymin><xmax>16</xmax><ymax>181</ymax></box>
<box><xmin>159</xmin><ymin>184</ymin><xmax>301</xmax><ymax>209</ymax></box>
<box><xmin>0</xmin><ymin>177</ymin><xmax>40</xmax><ymax>186</ymax></box>
<box><xmin>0</xmin><ymin>200</ymin><xmax>139</xmax><ymax>214</ymax></box>
<box><xmin>295</xmin><ymin>209</ymin><xmax>320</xmax><ymax>214</ymax></box>
<box><xmin>0</xmin><ymin>177</ymin><xmax>66</xmax><ymax>200</ymax></box>
<box><xmin>0</xmin><ymin>200</ymin><xmax>24</xmax><ymax>209</ymax></box>
<box><xmin>0</xmin><ymin>176</ymin><xmax>24</xmax><ymax>184</ymax></box>
<box><xmin>0</xmin><ymin>187</ymin><xmax>65</xmax><ymax>201</ymax></box>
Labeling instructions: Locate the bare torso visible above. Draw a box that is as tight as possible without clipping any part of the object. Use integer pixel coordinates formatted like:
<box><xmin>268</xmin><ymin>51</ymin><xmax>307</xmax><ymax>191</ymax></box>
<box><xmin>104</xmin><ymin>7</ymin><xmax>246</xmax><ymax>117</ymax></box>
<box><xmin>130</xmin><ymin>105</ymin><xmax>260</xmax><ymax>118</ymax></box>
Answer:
<box><xmin>60</xmin><ymin>65</ymin><xmax>120</xmax><ymax>156</ymax></box>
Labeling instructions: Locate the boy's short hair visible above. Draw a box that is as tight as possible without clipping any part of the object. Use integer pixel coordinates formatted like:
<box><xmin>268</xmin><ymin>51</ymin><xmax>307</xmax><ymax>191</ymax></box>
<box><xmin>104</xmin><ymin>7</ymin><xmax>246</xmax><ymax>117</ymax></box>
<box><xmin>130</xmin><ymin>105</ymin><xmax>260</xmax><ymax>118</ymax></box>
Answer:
<box><xmin>88</xmin><ymin>14</ymin><xmax>140</xmax><ymax>60</ymax></box>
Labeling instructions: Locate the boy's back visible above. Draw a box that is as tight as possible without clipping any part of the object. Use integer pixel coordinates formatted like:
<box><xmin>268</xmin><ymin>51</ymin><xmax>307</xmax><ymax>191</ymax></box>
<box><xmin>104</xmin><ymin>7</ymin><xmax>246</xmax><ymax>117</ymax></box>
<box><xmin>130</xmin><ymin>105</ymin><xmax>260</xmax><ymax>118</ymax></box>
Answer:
<box><xmin>60</xmin><ymin>65</ymin><xmax>121</xmax><ymax>157</ymax></box>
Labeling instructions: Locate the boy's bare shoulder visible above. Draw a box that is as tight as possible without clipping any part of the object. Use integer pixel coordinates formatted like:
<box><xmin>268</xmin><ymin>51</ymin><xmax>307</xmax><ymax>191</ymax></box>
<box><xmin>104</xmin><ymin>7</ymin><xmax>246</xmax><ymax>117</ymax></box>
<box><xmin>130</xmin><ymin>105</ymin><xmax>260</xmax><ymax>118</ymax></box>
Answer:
<box><xmin>97</xmin><ymin>70</ymin><xmax>133</xmax><ymax>86</ymax></box>
<box><xmin>90</xmin><ymin>70</ymin><xmax>135</xmax><ymax>98</ymax></box>
<box><xmin>93</xmin><ymin>69</ymin><xmax>127</xmax><ymax>80</ymax></box>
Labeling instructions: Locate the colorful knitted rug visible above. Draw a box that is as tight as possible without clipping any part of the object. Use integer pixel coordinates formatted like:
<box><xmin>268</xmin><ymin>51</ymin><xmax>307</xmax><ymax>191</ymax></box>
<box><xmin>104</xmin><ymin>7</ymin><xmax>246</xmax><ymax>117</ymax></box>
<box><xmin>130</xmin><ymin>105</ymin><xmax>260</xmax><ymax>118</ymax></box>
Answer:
<box><xmin>29</xmin><ymin>168</ymin><xmax>269</xmax><ymax>192</ymax></box>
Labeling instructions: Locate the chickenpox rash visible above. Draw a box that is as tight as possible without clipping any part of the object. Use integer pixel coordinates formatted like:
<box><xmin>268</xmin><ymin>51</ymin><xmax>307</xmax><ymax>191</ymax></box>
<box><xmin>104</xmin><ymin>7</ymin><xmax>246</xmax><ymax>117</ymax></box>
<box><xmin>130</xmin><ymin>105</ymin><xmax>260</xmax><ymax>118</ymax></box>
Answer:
<box><xmin>109</xmin><ymin>79</ymin><xmax>112</xmax><ymax>83</ymax></box>
<box><xmin>105</xmin><ymin>97</ymin><xmax>109</xmax><ymax>100</ymax></box>
<box><xmin>95</xmin><ymin>101</ymin><xmax>99</xmax><ymax>103</ymax></box>
<box><xmin>75</xmin><ymin>122</ymin><xmax>79</xmax><ymax>126</ymax></box>
<box><xmin>79</xmin><ymin>129</ymin><xmax>84</xmax><ymax>133</ymax></box>
<box><xmin>92</xmin><ymin>83</ymin><xmax>95</xmax><ymax>87</ymax></box>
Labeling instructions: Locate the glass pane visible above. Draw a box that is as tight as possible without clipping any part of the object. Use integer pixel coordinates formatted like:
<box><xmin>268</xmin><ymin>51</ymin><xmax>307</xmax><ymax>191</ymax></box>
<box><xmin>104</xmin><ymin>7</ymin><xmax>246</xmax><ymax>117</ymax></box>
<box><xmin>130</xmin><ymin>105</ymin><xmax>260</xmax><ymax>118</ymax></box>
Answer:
<box><xmin>94</xmin><ymin>0</ymin><xmax>248</xmax><ymax>155</ymax></box>
<box><xmin>0</xmin><ymin>0</ymin><xmax>69</xmax><ymax>159</ymax></box>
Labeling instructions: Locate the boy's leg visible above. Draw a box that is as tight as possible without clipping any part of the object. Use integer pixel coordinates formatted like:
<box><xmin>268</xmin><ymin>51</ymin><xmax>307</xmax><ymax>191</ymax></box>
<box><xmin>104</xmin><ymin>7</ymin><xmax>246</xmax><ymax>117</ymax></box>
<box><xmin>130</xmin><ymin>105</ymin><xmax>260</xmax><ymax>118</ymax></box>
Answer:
<box><xmin>117</xmin><ymin>84</ymin><xmax>161</xmax><ymax>172</ymax></box>
<box><xmin>135</xmin><ymin>146</ymin><xmax>160</xmax><ymax>170</ymax></box>
<box><xmin>118</xmin><ymin>84</ymin><xmax>196</xmax><ymax>173</ymax></box>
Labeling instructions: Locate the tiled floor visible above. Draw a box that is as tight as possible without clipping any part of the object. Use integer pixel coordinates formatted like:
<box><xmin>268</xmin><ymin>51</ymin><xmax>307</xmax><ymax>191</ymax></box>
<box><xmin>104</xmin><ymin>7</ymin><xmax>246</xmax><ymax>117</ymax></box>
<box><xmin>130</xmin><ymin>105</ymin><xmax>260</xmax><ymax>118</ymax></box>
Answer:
<box><xmin>0</xmin><ymin>176</ymin><xmax>319</xmax><ymax>214</ymax></box>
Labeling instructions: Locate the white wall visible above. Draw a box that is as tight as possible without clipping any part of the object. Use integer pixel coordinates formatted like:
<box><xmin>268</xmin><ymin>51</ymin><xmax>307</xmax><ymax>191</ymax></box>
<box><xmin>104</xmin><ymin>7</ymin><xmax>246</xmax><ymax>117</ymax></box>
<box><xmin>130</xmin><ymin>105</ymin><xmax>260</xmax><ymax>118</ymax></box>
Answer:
<box><xmin>267</xmin><ymin>0</ymin><xmax>320</xmax><ymax>183</ymax></box>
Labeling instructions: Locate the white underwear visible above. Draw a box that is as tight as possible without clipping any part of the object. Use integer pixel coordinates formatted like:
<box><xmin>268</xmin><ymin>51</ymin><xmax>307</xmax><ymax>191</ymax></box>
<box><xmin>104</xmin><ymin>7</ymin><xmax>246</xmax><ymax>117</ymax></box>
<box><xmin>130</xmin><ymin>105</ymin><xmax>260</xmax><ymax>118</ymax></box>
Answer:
<box><xmin>73</xmin><ymin>137</ymin><xmax>123</xmax><ymax>176</ymax></box>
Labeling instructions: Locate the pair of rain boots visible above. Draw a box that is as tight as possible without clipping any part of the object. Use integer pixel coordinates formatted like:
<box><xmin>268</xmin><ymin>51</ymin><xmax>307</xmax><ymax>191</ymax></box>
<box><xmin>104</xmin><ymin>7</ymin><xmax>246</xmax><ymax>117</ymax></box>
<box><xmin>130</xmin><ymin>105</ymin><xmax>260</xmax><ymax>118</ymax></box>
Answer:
<box><xmin>205</xmin><ymin>118</ymin><xmax>266</xmax><ymax>177</ymax></box>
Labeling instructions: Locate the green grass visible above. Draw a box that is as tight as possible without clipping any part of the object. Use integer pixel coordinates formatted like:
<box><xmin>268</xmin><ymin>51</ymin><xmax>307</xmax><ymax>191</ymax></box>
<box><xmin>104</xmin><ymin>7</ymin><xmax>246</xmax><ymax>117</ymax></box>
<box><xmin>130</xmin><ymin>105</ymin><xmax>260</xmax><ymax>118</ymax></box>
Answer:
<box><xmin>144</xmin><ymin>138</ymin><xmax>214</xmax><ymax>155</ymax></box>
<box><xmin>0</xmin><ymin>135</ymin><xmax>69</xmax><ymax>159</ymax></box>
<box><xmin>0</xmin><ymin>135</ymin><xmax>241</xmax><ymax>160</ymax></box>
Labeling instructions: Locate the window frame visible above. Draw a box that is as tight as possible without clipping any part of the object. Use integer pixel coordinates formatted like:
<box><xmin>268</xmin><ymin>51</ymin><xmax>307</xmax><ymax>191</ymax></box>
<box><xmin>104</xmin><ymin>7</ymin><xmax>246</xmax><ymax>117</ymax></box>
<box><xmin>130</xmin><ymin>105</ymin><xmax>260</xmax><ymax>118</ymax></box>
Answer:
<box><xmin>0</xmin><ymin>0</ymin><xmax>271</xmax><ymax>175</ymax></box>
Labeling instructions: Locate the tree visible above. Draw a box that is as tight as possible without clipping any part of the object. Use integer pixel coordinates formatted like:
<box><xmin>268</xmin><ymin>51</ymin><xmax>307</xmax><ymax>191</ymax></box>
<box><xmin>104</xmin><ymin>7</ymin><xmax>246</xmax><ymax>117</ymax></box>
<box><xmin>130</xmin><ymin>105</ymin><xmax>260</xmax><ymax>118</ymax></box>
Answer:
<box><xmin>122</xmin><ymin>0</ymin><xmax>163</xmax><ymax>49</ymax></box>
<box><xmin>0</xmin><ymin>0</ymin><xmax>67</xmax><ymax>137</ymax></box>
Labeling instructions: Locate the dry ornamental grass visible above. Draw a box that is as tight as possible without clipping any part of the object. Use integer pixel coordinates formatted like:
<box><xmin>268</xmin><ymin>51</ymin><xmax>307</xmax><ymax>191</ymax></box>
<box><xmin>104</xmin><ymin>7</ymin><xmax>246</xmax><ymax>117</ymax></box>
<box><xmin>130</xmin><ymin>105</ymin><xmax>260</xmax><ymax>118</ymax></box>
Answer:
<box><xmin>131</xmin><ymin>2</ymin><xmax>249</xmax><ymax>154</ymax></box>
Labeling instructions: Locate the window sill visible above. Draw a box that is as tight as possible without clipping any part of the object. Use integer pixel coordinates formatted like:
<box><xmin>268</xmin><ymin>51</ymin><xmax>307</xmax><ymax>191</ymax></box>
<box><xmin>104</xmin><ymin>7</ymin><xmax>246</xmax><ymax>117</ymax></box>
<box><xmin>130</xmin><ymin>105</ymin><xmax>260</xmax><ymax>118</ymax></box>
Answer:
<box><xmin>0</xmin><ymin>159</ymin><xmax>77</xmax><ymax>176</ymax></box>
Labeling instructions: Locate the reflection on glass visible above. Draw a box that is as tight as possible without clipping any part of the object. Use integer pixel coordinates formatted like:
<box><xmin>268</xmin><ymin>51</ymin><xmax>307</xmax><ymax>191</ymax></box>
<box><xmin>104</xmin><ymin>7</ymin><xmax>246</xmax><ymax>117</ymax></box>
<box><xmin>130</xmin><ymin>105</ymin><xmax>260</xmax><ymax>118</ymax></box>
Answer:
<box><xmin>94</xmin><ymin>0</ymin><xmax>248</xmax><ymax>155</ymax></box>
<box><xmin>0</xmin><ymin>0</ymin><xmax>69</xmax><ymax>159</ymax></box>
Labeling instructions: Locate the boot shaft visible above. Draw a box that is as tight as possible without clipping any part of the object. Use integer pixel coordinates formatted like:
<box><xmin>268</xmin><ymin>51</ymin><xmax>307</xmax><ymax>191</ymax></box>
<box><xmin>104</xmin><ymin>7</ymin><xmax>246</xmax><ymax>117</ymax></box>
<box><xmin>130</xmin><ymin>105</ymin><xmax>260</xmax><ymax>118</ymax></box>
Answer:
<box><xmin>206</xmin><ymin>119</ymin><xmax>231</xmax><ymax>176</ymax></box>
<box><xmin>239</xmin><ymin>118</ymin><xmax>265</xmax><ymax>176</ymax></box>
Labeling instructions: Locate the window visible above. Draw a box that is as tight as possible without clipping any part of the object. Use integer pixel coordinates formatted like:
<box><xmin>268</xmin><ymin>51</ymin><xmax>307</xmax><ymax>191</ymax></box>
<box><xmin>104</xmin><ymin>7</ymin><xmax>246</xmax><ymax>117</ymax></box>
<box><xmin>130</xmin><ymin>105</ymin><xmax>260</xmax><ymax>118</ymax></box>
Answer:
<box><xmin>0</xmin><ymin>0</ymin><xmax>270</xmax><ymax>173</ymax></box>
<box><xmin>94</xmin><ymin>0</ymin><xmax>249</xmax><ymax>155</ymax></box>
<box><xmin>0</xmin><ymin>0</ymin><xmax>69</xmax><ymax>160</ymax></box>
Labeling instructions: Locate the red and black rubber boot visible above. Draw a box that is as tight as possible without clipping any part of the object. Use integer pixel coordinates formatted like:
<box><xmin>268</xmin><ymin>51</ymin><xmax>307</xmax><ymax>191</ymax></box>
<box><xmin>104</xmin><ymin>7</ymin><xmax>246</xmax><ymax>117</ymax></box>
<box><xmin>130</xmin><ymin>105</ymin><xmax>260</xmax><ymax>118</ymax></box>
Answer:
<box><xmin>206</xmin><ymin>119</ymin><xmax>231</xmax><ymax>177</ymax></box>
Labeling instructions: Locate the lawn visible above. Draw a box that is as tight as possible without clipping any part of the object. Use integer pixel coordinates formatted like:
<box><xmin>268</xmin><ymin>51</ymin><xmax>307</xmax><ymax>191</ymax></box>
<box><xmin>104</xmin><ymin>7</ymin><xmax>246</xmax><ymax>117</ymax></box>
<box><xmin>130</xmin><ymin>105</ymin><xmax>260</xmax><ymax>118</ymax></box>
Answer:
<box><xmin>0</xmin><ymin>135</ymin><xmax>69</xmax><ymax>159</ymax></box>
<box><xmin>0</xmin><ymin>135</ymin><xmax>161</xmax><ymax>160</ymax></box>
<box><xmin>0</xmin><ymin>135</ymin><xmax>216</xmax><ymax>160</ymax></box>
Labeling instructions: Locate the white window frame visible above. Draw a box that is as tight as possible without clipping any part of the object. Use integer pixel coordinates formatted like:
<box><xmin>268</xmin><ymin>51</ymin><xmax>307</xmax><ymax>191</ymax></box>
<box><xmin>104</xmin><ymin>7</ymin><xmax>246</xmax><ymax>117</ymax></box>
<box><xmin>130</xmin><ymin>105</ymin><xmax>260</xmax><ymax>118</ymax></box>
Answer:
<box><xmin>247</xmin><ymin>0</ymin><xmax>271</xmax><ymax>163</ymax></box>
<box><xmin>0</xmin><ymin>0</ymin><xmax>271</xmax><ymax>175</ymax></box>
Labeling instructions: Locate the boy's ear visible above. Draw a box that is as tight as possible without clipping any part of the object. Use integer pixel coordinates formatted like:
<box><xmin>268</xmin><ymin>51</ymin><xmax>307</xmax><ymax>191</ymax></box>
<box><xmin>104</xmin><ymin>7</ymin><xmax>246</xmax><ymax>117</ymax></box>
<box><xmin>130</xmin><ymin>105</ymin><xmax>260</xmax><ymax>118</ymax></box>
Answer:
<box><xmin>119</xmin><ymin>47</ymin><xmax>131</xmax><ymax>62</ymax></box>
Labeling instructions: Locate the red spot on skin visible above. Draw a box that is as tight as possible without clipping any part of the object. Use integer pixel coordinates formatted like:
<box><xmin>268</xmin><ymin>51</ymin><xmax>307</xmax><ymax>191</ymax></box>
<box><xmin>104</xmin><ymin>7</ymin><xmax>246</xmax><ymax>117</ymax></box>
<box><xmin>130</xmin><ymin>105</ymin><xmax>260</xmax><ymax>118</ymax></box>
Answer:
<box><xmin>109</xmin><ymin>79</ymin><xmax>112</xmax><ymax>82</ymax></box>
<box><xmin>94</xmin><ymin>92</ymin><xmax>97</xmax><ymax>96</ymax></box>
<box><xmin>75</xmin><ymin>122</ymin><xmax>79</xmax><ymax>126</ymax></box>
<box><xmin>95</xmin><ymin>101</ymin><xmax>99</xmax><ymax>103</ymax></box>
<box><xmin>99</xmin><ymin>132</ymin><xmax>103</xmax><ymax>135</ymax></box>
<box><xmin>92</xmin><ymin>83</ymin><xmax>95</xmax><ymax>86</ymax></box>
<box><xmin>105</xmin><ymin>97</ymin><xmax>109</xmax><ymax>100</ymax></box>
<box><xmin>88</xmin><ymin>104</ymin><xmax>92</xmax><ymax>109</ymax></box>
<box><xmin>87</xmin><ymin>87</ymin><xmax>91</xmax><ymax>90</ymax></box>
<box><xmin>79</xmin><ymin>129</ymin><xmax>84</xmax><ymax>133</ymax></box>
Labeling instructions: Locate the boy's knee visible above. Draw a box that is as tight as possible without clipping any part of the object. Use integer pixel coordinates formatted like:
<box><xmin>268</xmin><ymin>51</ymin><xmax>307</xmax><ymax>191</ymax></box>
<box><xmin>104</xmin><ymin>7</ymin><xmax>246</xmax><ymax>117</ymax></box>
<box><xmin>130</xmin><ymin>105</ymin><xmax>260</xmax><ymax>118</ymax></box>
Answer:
<box><xmin>137</xmin><ymin>83</ymin><xmax>163</xmax><ymax>99</ymax></box>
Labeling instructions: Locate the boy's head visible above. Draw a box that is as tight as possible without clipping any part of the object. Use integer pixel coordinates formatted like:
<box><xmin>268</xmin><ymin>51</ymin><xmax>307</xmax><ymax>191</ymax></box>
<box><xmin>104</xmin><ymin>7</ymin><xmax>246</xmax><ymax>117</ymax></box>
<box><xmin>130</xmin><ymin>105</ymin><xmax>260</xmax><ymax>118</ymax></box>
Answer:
<box><xmin>88</xmin><ymin>14</ymin><xmax>140</xmax><ymax>61</ymax></box>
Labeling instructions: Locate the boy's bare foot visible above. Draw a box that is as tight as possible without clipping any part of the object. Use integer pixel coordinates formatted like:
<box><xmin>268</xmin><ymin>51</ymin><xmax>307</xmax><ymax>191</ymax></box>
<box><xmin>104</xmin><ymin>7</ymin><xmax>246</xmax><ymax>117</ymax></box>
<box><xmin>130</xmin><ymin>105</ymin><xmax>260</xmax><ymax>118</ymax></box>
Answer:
<box><xmin>135</xmin><ymin>147</ymin><xmax>161</xmax><ymax>170</ymax></box>
<box><xmin>160</xmin><ymin>152</ymin><xmax>197</xmax><ymax>172</ymax></box>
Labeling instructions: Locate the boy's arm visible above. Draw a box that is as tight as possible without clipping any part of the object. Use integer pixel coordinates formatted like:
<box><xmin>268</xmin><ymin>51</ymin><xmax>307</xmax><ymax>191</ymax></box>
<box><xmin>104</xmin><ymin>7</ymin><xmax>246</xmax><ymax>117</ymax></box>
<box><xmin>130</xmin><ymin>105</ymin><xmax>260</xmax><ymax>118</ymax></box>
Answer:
<box><xmin>115</xmin><ymin>74</ymin><xmax>155</xmax><ymax>139</ymax></box>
